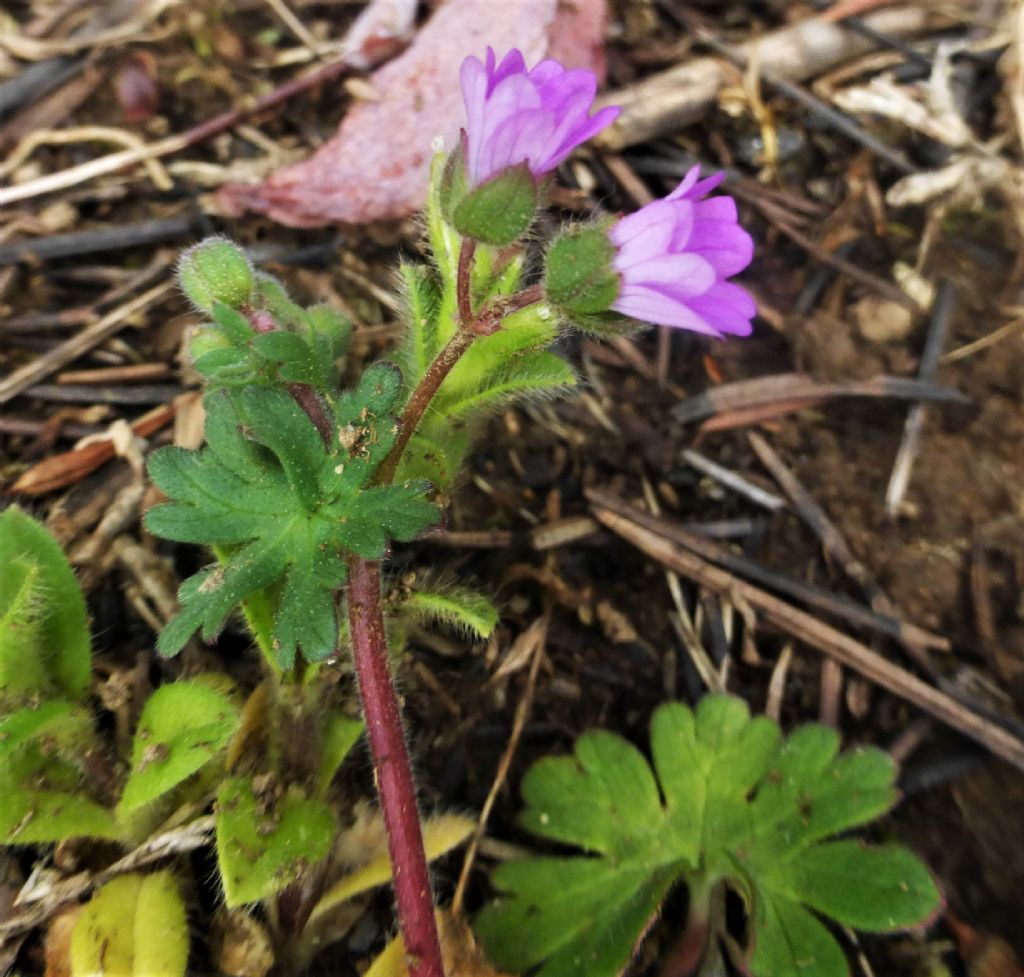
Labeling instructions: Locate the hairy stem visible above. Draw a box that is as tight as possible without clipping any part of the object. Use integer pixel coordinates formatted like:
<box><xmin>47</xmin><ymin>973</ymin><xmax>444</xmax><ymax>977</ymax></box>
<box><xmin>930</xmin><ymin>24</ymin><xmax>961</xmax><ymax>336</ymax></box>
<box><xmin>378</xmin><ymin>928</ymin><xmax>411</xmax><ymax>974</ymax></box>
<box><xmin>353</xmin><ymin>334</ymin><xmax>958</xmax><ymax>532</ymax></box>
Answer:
<box><xmin>346</xmin><ymin>557</ymin><xmax>444</xmax><ymax>977</ymax></box>
<box><xmin>375</xmin><ymin>239</ymin><xmax>479</xmax><ymax>485</ymax></box>
<box><xmin>375</xmin><ymin>327</ymin><xmax>474</xmax><ymax>485</ymax></box>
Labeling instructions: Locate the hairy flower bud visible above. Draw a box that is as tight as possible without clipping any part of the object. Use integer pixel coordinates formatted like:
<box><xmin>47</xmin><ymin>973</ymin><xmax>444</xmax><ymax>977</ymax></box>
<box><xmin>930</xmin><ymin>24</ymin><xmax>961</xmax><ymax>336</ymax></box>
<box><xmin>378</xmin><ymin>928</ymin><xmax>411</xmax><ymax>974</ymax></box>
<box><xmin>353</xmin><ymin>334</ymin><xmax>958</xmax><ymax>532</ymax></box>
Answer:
<box><xmin>177</xmin><ymin>238</ymin><xmax>254</xmax><ymax>312</ymax></box>
<box><xmin>544</xmin><ymin>224</ymin><xmax>620</xmax><ymax>315</ymax></box>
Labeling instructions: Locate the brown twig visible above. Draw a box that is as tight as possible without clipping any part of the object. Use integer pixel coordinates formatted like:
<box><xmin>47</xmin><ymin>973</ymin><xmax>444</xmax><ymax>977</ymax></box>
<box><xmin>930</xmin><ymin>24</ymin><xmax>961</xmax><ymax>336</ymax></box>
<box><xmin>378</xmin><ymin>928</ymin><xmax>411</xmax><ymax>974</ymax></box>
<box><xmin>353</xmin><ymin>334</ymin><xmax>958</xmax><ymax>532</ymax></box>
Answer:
<box><xmin>0</xmin><ymin>53</ymin><xmax>363</xmax><ymax>207</ymax></box>
<box><xmin>0</xmin><ymin>281</ymin><xmax>174</xmax><ymax>405</ymax></box>
<box><xmin>885</xmin><ymin>280</ymin><xmax>957</xmax><ymax>517</ymax></box>
<box><xmin>748</xmin><ymin>431</ymin><xmax>936</xmax><ymax>675</ymax></box>
<box><xmin>589</xmin><ymin>498</ymin><xmax>1024</xmax><ymax>771</ymax></box>
<box><xmin>672</xmin><ymin>372</ymin><xmax>966</xmax><ymax>427</ymax></box>
<box><xmin>586</xmin><ymin>488</ymin><xmax>950</xmax><ymax>655</ymax></box>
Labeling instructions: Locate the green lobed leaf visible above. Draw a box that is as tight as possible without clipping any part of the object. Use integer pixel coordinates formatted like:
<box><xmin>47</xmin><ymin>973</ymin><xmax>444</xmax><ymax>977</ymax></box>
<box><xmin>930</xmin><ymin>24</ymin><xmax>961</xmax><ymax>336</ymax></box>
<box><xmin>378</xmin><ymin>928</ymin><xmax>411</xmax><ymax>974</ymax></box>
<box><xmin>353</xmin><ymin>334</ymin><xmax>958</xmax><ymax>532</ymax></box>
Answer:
<box><xmin>237</xmin><ymin>386</ymin><xmax>324</xmax><ymax>512</ymax></box>
<box><xmin>251</xmin><ymin>329</ymin><xmax>323</xmax><ymax>385</ymax></box>
<box><xmin>773</xmin><ymin>841</ymin><xmax>940</xmax><ymax>932</ymax></box>
<box><xmin>70</xmin><ymin>872</ymin><xmax>189</xmax><ymax>977</ymax></box>
<box><xmin>118</xmin><ymin>681</ymin><xmax>241</xmax><ymax>814</ymax></box>
<box><xmin>476</xmin><ymin>695</ymin><xmax>940</xmax><ymax>977</ymax></box>
<box><xmin>216</xmin><ymin>778</ymin><xmax>336</xmax><ymax>907</ymax></box>
<box><xmin>148</xmin><ymin>369</ymin><xmax>436</xmax><ymax>666</ymax></box>
<box><xmin>211</xmin><ymin>300</ymin><xmax>256</xmax><ymax>344</ymax></box>
<box><xmin>751</xmin><ymin>891</ymin><xmax>848</xmax><ymax>977</ymax></box>
<box><xmin>0</xmin><ymin>506</ymin><xmax>91</xmax><ymax>704</ymax></box>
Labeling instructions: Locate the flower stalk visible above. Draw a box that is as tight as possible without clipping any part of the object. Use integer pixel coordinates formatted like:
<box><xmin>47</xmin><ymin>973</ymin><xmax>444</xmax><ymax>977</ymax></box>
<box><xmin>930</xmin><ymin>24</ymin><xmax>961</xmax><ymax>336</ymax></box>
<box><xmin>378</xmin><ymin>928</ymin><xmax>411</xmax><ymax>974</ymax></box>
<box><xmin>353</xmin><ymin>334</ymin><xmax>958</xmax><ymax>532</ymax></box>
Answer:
<box><xmin>346</xmin><ymin>557</ymin><xmax>444</xmax><ymax>977</ymax></box>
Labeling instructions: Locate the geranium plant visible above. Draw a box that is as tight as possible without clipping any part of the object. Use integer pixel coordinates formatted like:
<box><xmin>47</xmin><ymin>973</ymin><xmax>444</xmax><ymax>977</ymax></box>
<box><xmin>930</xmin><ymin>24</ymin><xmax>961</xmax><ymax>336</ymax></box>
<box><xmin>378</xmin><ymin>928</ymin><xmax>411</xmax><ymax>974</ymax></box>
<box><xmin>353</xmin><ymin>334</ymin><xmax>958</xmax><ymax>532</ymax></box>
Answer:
<box><xmin>0</xmin><ymin>43</ymin><xmax>937</xmax><ymax>977</ymax></box>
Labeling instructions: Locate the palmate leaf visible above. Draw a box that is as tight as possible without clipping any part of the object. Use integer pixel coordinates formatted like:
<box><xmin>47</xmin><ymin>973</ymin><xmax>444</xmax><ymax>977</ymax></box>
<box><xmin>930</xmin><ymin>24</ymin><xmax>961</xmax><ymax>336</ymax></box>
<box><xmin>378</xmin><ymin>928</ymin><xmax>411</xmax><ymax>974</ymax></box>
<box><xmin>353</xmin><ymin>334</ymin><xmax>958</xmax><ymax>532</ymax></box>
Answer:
<box><xmin>475</xmin><ymin>695</ymin><xmax>939</xmax><ymax>977</ymax></box>
<box><xmin>146</xmin><ymin>367</ymin><xmax>438</xmax><ymax>666</ymax></box>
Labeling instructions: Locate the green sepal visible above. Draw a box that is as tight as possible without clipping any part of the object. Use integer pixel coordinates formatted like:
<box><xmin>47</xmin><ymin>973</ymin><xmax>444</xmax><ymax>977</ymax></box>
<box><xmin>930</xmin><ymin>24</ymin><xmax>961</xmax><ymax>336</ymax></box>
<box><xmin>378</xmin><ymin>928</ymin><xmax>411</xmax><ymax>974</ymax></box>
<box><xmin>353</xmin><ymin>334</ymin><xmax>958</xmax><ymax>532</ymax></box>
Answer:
<box><xmin>306</xmin><ymin>303</ymin><xmax>352</xmax><ymax>361</ymax></box>
<box><xmin>117</xmin><ymin>681</ymin><xmax>241</xmax><ymax>815</ymax></box>
<box><xmin>544</xmin><ymin>223</ymin><xmax>620</xmax><ymax>315</ymax></box>
<box><xmin>252</xmin><ymin>272</ymin><xmax>311</xmax><ymax>330</ymax></box>
<box><xmin>452</xmin><ymin>163</ymin><xmax>537</xmax><ymax>246</ymax></box>
<box><xmin>216</xmin><ymin>778</ymin><xmax>336</xmax><ymax>907</ymax></box>
<box><xmin>438</xmin><ymin>145</ymin><xmax>469</xmax><ymax>225</ymax></box>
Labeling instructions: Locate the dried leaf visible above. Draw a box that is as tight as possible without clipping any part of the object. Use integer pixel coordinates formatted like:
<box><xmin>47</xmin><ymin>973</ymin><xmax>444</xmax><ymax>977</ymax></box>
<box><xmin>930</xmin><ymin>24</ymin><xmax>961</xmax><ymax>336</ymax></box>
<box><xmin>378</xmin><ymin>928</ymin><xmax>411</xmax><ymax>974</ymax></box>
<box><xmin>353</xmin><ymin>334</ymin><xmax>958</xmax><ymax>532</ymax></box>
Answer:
<box><xmin>217</xmin><ymin>0</ymin><xmax>607</xmax><ymax>227</ymax></box>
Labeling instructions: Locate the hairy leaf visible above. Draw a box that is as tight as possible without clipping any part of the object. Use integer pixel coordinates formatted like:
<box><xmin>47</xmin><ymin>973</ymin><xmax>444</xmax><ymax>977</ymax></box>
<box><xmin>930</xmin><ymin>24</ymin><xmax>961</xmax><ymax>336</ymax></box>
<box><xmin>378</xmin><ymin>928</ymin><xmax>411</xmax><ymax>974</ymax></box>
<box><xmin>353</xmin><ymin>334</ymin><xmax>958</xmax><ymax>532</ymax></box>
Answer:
<box><xmin>315</xmin><ymin>713</ymin><xmax>364</xmax><ymax>798</ymax></box>
<box><xmin>0</xmin><ymin>507</ymin><xmax>91</xmax><ymax>705</ymax></box>
<box><xmin>146</xmin><ymin>376</ymin><xmax>437</xmax><ymax>665</ymax></box>
<box><xmin>118</xmin><ymin>681</ymin><xmax>241</xmax><ymax>814</ymax></box>
<box><xmin>476</xmin><ymin>695</ymin><xmax>940</xmax><ymax>977</ymax></box>
<box><xmin>0</xmin><ymin>702</ymin><xmax>118</xmax><ymax>843</ymax></box>
<box><xmin>403</xmin><ymin>585</ymin><xmax>499</xmax><ymax>640</ymax></box>
<box><xmin>216</xmin><ymin>778</ymin><xmax>336</xmax><ymax>907</ymax></box>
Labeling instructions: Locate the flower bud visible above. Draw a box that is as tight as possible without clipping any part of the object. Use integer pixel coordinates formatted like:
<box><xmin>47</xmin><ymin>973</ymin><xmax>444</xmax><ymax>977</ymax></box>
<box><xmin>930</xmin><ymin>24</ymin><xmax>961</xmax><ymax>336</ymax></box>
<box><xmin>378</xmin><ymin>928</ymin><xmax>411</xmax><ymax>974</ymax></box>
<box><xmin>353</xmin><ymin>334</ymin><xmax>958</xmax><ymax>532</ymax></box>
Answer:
<box><xmin>177</xmin><ymin>238</ymin><xmax>254</xmax><ymax>312</ymax></box>
<box><xmin>544</xmin><ymin>224</ymin><xmax>620</xmax><ymax>315</ymax></box>
<box><xmin>450</xmin><ymin>162</ymin><xmax>538</xmax><ymax>247</ymax></box>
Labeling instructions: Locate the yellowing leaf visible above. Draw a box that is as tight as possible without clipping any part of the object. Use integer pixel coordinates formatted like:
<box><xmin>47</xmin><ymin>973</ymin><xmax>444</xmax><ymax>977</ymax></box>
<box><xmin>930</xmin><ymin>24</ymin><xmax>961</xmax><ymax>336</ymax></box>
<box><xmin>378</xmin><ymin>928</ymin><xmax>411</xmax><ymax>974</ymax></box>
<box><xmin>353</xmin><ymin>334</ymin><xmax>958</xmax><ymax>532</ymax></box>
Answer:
<box><xmin>367</xmin><ymin>910</ymin><xmax>514</xmax><ymax>977</ymax></box>
<box><xmin>69</xmin><ymin>872</ymin><xmax>188</xmax><ymax>977</ymax></box>
<box><xmin>309</xmin><ymin>814</ymin><xmax>475</xmax><ymax>925</ymax></box>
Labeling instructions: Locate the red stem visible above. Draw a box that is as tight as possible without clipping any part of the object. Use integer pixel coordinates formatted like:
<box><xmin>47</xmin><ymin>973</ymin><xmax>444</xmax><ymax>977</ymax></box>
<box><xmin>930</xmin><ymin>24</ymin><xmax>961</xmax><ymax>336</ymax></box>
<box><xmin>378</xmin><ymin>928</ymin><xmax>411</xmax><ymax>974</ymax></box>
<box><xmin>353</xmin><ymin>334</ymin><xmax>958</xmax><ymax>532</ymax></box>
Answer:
<box><xmin>374</xmin><ymin>326</ymin><xmax>474</xmax><ymax>485</ymax></box>
<box><xmin>346</xmin><ymin>557</ymin><xmax>444</xmax><ymax>977</ymax></box>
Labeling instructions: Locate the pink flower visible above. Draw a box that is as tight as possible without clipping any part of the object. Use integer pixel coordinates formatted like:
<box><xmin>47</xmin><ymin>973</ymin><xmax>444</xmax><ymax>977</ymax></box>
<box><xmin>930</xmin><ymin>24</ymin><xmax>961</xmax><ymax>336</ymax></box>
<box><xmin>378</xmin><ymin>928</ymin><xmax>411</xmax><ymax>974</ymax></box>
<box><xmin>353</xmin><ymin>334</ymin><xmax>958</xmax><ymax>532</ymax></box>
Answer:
<box><xmin>609</xmin><ymin>166</ymin><xmax>756</xmax><ymax>337</ymax></box>
<box><xmin>460</xmin><ymin>48</ymin><xmax>620</xmax><ymax>188</ymax></box>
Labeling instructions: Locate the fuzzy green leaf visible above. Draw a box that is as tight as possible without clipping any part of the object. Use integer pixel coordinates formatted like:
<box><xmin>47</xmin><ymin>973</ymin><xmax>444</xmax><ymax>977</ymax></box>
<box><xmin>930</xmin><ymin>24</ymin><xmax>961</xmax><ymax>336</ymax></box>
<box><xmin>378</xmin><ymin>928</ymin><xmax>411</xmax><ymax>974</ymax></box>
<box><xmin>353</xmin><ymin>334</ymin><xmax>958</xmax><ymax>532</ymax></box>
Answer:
<box><xmin>0</xmin><ymin>507</ymin><xmax>91</xmax><ymax>705</ymax></box>
<box><xmin>0</xmin><ymin>701</ymin><xmax>118</xmax><ymax>843</ymax></box>
<box><xmin>211</xmin><ymin>301</ymin><xmax>256</xmax><ymax>344</ymax></box>
<box><xmin>403</xmin><ymin>585</ymin><xmax>499</xmax><ymax>640</ymax></box>
<box><xmin>146</xmin><ymin>381</ymin><xmax>437</xmax><ymax>665</ymax></box>
<box><xmin>476</xmin><ymin>695</ymin><xmax>940</xmax><ymax>977</ymax></box>
<box><xmin>70</xmin><ymin>872</ymin><xmax>189</xmax><ymax>977</ymax></box>
<box><xmin>118</xmin><ymin>681</ymin><xmax>241</xmax><ymax>814</ymax></box>
<box><xmin>252</xmin><ymin>329</ymin><xmax>323</xmax><ymax>385</ymax></box>
<box><xmin>216</xmin><ymin>778</ymin><xmax>336</xmax><ymax>907</ymax></box>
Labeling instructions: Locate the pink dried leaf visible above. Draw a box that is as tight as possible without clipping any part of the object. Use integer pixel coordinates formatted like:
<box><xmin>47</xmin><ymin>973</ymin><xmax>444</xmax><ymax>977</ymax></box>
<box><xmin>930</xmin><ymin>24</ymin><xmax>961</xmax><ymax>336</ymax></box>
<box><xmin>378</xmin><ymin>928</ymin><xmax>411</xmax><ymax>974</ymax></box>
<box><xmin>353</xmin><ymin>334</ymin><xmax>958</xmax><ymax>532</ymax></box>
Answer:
<box><xmin>217</xmin><ymin>0</ymin><xmax>607</xmax><ymax>228</ymax></box>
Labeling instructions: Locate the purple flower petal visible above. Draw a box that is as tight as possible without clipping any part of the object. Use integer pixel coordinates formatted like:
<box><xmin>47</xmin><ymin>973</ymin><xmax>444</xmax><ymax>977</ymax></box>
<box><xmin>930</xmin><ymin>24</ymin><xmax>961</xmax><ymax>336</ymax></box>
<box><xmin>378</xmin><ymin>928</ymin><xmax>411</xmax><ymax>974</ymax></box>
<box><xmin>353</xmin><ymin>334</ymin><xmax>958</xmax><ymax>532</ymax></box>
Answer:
<box><xmin>613</xmin><ymin>285</ymin><xmax>720</xmax><ymax>335</ymax></box>
<box><xmin>606</xmin><ymin>165</ymin><xmax>755</xmax><ymax>337</ymax></box>
<box><xmin>460</xmin><ymin>47</ymin><xmax>618</xmax><ymax>187</ymax></box>
<box><xmin>685</xmin><ymin>282</ymin><xmax>756</xmax><ymax>336</ymax></box>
